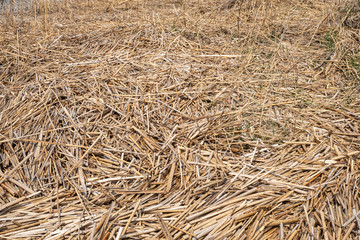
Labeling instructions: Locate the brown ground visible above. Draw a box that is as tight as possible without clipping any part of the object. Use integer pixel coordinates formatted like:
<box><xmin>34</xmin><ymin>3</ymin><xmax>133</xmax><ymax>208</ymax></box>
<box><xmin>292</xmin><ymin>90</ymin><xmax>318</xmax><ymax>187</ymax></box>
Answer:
<box><xmin>0</xmin><ymin>0</ymin><xmax>360</xmax><ymax>239</ymax></box>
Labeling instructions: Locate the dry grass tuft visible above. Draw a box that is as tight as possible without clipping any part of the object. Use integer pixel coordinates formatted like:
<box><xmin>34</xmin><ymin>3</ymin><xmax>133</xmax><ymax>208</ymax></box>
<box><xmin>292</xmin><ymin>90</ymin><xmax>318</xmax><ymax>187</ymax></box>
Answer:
<box><xmin>0</xmin><ymin>0</ymin><xmax>360</xmax><ymax>239</ymax></box>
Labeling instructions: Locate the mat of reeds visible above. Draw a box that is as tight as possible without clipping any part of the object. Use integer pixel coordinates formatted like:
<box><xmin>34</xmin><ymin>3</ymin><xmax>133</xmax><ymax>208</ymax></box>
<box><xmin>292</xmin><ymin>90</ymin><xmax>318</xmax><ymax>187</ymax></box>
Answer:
<box><xmin>0</xmin><ymin>0</ymin><xmax>359</xmax><ymax>239</ymax></box>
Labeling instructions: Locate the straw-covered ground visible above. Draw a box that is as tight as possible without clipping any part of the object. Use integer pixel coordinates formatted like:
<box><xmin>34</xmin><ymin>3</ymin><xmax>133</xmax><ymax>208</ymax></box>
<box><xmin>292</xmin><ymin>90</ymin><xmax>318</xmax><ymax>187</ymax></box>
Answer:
<box><xmin>0</xmin><ymin>0</ymin><xmax>360</xmax><ymax>239</ymax></box>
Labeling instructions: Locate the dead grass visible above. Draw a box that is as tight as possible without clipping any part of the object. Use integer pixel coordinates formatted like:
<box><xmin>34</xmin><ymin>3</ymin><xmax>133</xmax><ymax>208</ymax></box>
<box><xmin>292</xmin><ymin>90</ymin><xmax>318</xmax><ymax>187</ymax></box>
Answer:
<box><xmin>0</xmin><ymin>0</ymin><xmax>359</xmax><ymax>239</ymax></box>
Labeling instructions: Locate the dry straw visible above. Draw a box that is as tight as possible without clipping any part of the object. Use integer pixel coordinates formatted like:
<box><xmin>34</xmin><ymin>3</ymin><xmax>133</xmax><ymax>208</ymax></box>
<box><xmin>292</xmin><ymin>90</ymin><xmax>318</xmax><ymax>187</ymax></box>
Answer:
<box><xmin>0</xmin><ymin>0</ymin><xmax>359</xmax><ymax>239</ymax></box>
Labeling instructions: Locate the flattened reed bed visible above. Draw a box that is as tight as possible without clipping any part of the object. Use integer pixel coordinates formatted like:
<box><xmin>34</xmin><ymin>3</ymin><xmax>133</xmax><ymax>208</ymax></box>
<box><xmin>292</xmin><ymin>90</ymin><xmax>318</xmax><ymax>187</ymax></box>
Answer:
<box><xmin>0</xmin><ymin>0</ymin><xmax>359</xmax><ymax>239</ymax></box>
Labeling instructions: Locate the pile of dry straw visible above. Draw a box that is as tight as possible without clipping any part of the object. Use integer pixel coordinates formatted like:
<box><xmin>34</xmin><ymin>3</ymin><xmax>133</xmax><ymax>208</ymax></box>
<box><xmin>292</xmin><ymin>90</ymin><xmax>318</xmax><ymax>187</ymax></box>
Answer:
<box><xmin>0</xmin><ymin>0</ymin><xmax>360</xmax><ymax>239</ymax></box>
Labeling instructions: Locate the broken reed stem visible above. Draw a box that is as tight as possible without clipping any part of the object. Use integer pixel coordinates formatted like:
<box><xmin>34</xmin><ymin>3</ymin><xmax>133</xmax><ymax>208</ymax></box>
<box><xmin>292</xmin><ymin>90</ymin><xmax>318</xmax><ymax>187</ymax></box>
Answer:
<box><xmin>122</xmin><ymin>200</ymin><xmax>141</xmax><ymax>236</ymax></box>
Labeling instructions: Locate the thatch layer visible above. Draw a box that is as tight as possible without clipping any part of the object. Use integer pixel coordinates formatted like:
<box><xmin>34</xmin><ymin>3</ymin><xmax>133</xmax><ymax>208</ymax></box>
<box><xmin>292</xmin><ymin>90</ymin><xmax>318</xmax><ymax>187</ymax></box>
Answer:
<box><xmin>0</xmin><ymin>0</ymin><xmax>359</xmax><ymax>239</ymax></box>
